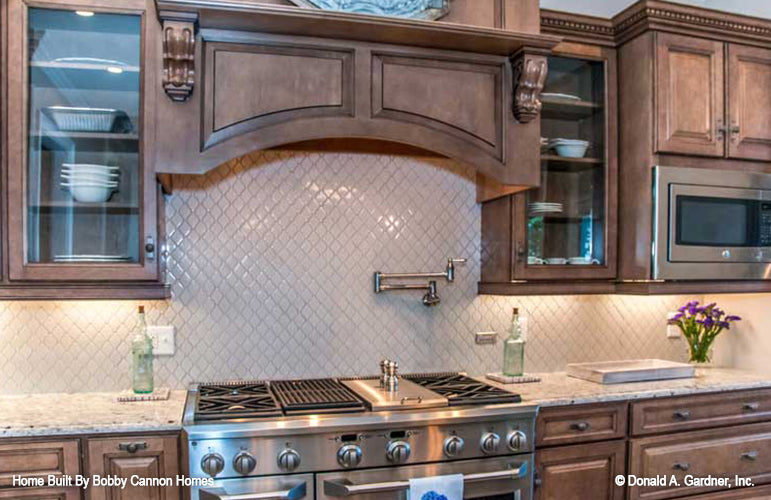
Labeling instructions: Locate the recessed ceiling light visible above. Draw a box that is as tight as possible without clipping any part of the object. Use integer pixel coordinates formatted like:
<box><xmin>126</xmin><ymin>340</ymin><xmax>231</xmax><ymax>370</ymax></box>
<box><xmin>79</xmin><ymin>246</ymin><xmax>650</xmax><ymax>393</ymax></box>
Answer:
<box><xmin>106</xmin><ymin>66</ymin><xmax>124</xmax><ymax>74</ymax></box>
<box><xmin>75</xmin><ymin>11</ymin><xmax>95</xmax><ymax>17</ymax></box>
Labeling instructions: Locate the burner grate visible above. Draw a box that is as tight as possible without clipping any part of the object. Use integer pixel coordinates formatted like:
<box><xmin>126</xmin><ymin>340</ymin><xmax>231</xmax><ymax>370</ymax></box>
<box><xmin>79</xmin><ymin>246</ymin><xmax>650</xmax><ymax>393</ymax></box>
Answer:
<box><xmin>404</xmin><ymin>373</ymin><xmax>521</xmax><ymax>405</ymax></box>
<box><xmin>195</xmin><ymin>382</ymin><xmax>283</xmax><ymax>421</ymax></box>
<box><xmin>271</xmin><ymin>378</ymin><xmax>366</xmax><ymax>415</ymax></box>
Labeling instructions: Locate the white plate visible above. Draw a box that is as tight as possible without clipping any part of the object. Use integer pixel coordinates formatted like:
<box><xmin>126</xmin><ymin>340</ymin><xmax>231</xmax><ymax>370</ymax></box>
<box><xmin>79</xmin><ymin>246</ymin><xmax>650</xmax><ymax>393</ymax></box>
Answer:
<box><xmin>542</xmin><ymin>92</ymin><xmax>581</xmax><ymax>101</ymax></box>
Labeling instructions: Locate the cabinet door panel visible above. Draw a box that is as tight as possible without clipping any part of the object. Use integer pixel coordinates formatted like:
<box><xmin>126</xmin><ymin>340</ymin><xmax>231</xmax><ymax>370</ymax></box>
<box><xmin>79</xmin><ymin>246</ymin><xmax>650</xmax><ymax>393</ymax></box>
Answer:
<box><xmin>728</xmin><ymin>44</ymin><xmax>771</xmax><ymax>160</ymax></box>
<box><xmin>655</xmin><ymin>33</ymin><xmax>724</xmax><ymax>157</ymax></box>
<box><xmin>0</xmin><ymin>487</ymin><xmax>80</xmax><ymax>499</ymax></box>
<box><xmin>86</xmin><ymin>435</ymin><xmax>180</xmax><ymax>500</ymax></box>
<box><xmin>535</xmin><ymin>440</ymin><xmax>625</xmax><ymax>500</ymax></box>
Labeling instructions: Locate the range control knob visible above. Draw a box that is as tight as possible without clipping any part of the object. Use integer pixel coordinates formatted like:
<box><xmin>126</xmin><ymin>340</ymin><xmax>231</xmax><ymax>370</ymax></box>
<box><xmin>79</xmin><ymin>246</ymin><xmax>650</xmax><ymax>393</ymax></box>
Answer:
<box><xmin>507</xmin><ymin>431</ymin><xmax>527</xmax><ymax>451</ymax></box>
<box><xmin>337</xmin><ymin>444</ymin><xmax>363</xmax><ymax>468</ymax></box>
<box><xmin>233</xmin><ymin>452</ymin><xmax>257</xmax><ymax>475</ymax></box>
<box><xmin>386</xmin><ymin>441</ymin><xmax>411</xmax><ymax>464</ymax></box>
<box><xmin>277</xmin><ymin>449</ymin><xmax>301</xmax><ymax>471</ymax></box>
<box><xmin>201</xmin><ymin>453</ymin><xmax>225</xmax><ymax>477</ymax></box>
<box><xmin>443</xmin><ymin>436</ymin><xmax>465</xmax><ymax>457</ymax></box>
<box><xmin>480</xmin><ymin>432</ymin><xmax>501</xmax><ymax>454</ymax></box>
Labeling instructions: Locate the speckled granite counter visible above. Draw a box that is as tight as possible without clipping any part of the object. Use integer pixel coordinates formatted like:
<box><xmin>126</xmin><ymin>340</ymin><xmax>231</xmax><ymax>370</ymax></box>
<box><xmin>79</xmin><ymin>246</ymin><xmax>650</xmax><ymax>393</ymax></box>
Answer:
<box><xmin>0</xmin><ymin>390</ymin><xmax>187</xmax><ymax>438</ymax></box>
<box><xmin>484</xmin><ymin>368</ymin><xmax>771</xmax><ymax>407</ymax></box>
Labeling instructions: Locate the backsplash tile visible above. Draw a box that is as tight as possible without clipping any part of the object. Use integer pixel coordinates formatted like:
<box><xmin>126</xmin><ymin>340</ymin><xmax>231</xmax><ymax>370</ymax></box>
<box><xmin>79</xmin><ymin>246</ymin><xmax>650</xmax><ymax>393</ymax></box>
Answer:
<box><xmin>0</xmin><ymin>150</ymin><xmax>692</xmax><ymax>394</ymax></box>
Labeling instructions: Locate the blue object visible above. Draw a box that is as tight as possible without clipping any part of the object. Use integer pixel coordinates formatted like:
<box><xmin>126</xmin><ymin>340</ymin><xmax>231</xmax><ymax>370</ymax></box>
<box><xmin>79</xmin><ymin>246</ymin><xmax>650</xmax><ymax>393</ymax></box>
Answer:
<box><xmin>421</xmin><ymin>492</ymin><xmax>448</xmax><ymax>500</ymax></box>
<box><xmin>288</xmin><ymin>0</ymin><xmax>450</xmax><ymax>20</ymax></box>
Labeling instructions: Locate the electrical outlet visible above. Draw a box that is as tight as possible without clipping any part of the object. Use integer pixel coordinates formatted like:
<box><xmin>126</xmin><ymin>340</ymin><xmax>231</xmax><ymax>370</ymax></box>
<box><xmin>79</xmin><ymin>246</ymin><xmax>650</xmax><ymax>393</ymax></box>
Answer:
<box><xmin>147</xmin><ymin>325</ymin><xmax>175</xmax><ymax>355</ymax></box>
<box><xmin>666</xmin><ymin>312</ymin><xmax>680</xmax><ymax>339</ymax></box>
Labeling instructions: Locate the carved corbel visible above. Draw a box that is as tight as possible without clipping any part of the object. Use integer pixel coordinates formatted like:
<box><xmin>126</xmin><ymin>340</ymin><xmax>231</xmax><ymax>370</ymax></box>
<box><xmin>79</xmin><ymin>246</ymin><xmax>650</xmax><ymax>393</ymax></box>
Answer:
<box><xmin>160</xmin><ymin>11</ymin><xmax>198</xmax><ymax>102</ymax></box>
<box><xmin>511</xmin><ymin>51</ymin><xmax>548</xmax><ymax>123</ymax></box>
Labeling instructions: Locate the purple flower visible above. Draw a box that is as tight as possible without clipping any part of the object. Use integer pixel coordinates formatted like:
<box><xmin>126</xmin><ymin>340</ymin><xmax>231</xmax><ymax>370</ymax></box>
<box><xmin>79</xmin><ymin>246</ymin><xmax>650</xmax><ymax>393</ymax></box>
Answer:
<box><xmin>719</xmin><ymin>321</ymin><xmax>731</xmax><ymax>329</ymax></box>
<box><xmin>726</xmin><ymin>315</ymin><xmax>742</xmax><ymax>322</ymax></box>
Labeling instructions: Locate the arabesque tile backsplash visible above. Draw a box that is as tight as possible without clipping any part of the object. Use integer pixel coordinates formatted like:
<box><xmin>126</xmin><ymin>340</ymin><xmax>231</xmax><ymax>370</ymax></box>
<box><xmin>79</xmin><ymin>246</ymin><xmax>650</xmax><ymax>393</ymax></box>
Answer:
<box><xmin>0</xmin><ymin>150</ymin><xmax>692</xmax><ymax>394</ymax></box>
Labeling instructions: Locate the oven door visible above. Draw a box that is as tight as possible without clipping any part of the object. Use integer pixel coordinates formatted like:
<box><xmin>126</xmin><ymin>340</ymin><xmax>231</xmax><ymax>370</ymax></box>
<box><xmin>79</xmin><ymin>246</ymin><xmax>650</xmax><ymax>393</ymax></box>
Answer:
<box><xmin>196</xmin><ymin>473</ymin><xmax>313</xmax><ymax>500</ymax></box>
<box><xmin>653</xmin><ymin>166</ymin><xmax>771</xmax><ymax>280</ymax></box>
<box><xmin>318</xmin><ymin>456</ymin><xmax>532</xmax><ymax>500</ymax></box>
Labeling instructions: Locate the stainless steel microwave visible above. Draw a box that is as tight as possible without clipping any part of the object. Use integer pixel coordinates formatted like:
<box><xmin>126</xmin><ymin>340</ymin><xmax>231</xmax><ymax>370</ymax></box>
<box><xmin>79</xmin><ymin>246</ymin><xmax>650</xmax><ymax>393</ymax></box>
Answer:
<box><xmin>653</xmin><ymin>166</ymin><xmax>771</xmax><ymax>280</ymax></box>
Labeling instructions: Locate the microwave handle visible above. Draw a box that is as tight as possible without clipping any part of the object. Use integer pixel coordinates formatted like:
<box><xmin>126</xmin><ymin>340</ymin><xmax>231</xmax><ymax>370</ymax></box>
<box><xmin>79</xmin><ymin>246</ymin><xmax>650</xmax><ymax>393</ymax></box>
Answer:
<box><xmin>201</xmin><ymin>481</ymin><xmax>307</xmax><ymax>500</ymax></box>
<box><xmin>324</xmin><ymin>464</ymin><xmax>528</xmax><ymax>497</ymax></box>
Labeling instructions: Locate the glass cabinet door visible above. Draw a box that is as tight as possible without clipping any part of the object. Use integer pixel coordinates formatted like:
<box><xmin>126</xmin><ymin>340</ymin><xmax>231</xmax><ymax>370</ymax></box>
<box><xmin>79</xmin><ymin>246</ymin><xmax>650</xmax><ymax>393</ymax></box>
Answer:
<box><xmin>7</xmin><ymin>2</ymin><xmax>157</xmax><ymax>281</ymax></box>
<box><xmin>516</xmin><ymin>51</ymin><xmax>616</xmax><ymax>280</ymax></box>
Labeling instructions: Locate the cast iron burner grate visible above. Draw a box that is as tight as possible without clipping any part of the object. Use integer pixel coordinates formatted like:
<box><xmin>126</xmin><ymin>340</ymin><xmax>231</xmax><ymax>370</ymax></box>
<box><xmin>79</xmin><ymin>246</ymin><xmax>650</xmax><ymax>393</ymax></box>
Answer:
<box><xmin>270</xmin><ymin>378</ymin><xmax>366</xmax><ymax>415</ymax></box>
<box><xmin>404</xmin><ymin>372</ymin><xmax>522</xmax><ymax>405</ymax></box>
<box><xmin>195</xmin><ymin>382</ymin><xmax>283</xmax><ymax>421</ymax></box>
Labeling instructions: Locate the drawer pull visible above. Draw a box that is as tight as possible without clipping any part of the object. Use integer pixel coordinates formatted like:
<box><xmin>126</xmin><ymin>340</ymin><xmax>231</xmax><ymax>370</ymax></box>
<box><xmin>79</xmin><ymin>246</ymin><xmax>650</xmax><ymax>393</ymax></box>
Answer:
<box><xmin>743</xmin><ymin>402</ymin><xmax>760</xmax><ymax>412</ymax></box>
<box><xmin>673</xmin><ymin>410</ymin><xmax>691</xmax><ymax>421</ymax></box>
<box><xmin>673</xmin><ymin>462</ymin><xmax>690</xmax><ymax>471</ymax></box>
<box><xmin>741</xmin><ymin>451</ymin><xmax>758</xmax><ymax>462</ymax></box>
<box><xmin>119</xmin><ymin>442</ymin><xmax>148</xmax><ymax>454</ymax></box>
<box><xmin>569</xmin><ymin>422</ymin><xmax>591</xmax><ymax>432</ymax></box>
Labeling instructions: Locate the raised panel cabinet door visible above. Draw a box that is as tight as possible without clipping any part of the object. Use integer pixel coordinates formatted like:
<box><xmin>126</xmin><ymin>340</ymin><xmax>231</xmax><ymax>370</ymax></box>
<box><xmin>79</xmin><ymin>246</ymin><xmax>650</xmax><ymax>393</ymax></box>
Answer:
<box><xmin>0</xmin><ymin>439</ymin><xmax>80</xmax><ymax>487</ymax></box>
<box><xmin>534</xmin><ymin>440</ymin><xmax>626</xmax><ymax>500</ymax></box>
<box><xmin>655</xmin><ymin>33</ymin><xmax>725</xmax><ymax>157</ymax></box>
<box><xmin>86</xmin><ymin>435</ymin><xmax>180</xmax><ymax>500</ymax></box>
<box><xmin>728</xmin><ymin>44</ymin><xmax>771</xmax><ymax>160</ymax></box>
<box><xmin>0</xmin><ymin>487</ymin><xmax>81</xmax><ymax>499</ymax></box>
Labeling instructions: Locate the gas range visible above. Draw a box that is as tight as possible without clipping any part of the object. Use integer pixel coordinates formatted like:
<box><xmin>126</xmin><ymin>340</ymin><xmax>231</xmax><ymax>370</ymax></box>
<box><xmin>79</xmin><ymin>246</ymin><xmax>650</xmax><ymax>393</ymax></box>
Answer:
<box><xmin>183</xmin><ymin>370</ymin><xmax>536</xmax><ymax>500</ymax></box>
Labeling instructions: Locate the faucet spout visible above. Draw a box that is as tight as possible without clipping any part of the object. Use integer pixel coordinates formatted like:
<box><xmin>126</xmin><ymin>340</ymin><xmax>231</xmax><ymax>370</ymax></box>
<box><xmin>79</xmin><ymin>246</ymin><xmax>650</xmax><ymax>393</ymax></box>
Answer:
<box><xmin>422</xmin><ymin>281</ymin><xmax>440</xmax><ymax>307</ymax></box>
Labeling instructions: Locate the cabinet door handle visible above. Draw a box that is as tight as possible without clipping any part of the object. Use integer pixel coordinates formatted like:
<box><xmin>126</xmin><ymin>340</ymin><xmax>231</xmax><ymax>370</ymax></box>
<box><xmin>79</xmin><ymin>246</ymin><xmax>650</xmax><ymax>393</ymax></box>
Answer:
<box><xmin>673</xmin><ymin>410</ymin><xmax>691</xmax><ymax>421</ymax></box>
<box><xmin>569</xmin><ymin>421</ymin><xmax>591</xmax><ymax>432</ymax></box>
<box><xmin>673</xmin><ymin>462</ymin><xmax>690</xmax><ymax>471</ymax></box>
<box><xmin>534</xmin><ymin>474</ymin><xmax>542</xmax><ymax>488</ymax></box>
<box><xmin>119</xmin><ymin>442</ymin><xmax>148</xmax><ymax>454</ymax></box>
<box><xmin>516</xmin><ymin>242</ymin><xmax>526</xmax><ymax>262</ymax></box>
<box><xmin>741</xmin><ymin>451</ymin><xmax>758</xmax><ymax>462</ymax></box>
<box><xmin>743</xmin><ymin>402</ymin><xmax>759</xmax><ymax>412</ymax></box>
<box><xmin>145</xmin><ymin>236</ymin><xmax>156</xmax><ymax>261</ymax></box>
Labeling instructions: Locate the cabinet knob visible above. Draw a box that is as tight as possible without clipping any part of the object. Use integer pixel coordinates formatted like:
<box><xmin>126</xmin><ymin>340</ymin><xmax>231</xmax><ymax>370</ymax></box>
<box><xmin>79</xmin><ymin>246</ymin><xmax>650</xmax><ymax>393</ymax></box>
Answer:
<box><xmin>145</xmin><ymin>236</ymin><xmax>156</xmax><ymax>261</ymax></box>
<box><xmin>569</xmin><ymin>421</ymin><xmax>591</xmax><ymax>432</ymax></box>
<box><xmin>119</xmin><ymin>442</ymin><xmax>147</xmax><ymax>454</ymax></box>
<box><xmin>743</xmin><ymin>402</ymin><xmax>759</xmax><ymax>412</ymax></box>
<box><xmin>672</xmin><ymin>462</ymin><xmax>690</xmax><ymax>471</ymax></box>
<box><xmin>741</xmin><ymin>451</ymin><xmax>758</xmax><ymax>462</ymax></box>
<box><xmin>673</xmin><ymin>410</ymin><xmax>691</xmax><ymax>421</ymax></box>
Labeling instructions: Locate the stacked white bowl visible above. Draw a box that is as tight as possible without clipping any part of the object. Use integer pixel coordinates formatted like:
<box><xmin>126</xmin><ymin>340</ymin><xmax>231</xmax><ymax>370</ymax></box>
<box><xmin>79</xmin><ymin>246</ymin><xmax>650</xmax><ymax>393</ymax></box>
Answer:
<box><xmin>61</xmin><ymin>163</ymin><xmax>120</xmax><ymax>203</ymax></box>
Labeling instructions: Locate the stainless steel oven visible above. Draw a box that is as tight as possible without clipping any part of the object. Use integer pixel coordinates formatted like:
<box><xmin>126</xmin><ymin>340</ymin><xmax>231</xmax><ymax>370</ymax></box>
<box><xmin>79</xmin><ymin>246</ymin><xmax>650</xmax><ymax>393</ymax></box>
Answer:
<box><xmin>653</xmin><ymin>166</ymin><xmax>771</xmax><ymax>280</ymax></box>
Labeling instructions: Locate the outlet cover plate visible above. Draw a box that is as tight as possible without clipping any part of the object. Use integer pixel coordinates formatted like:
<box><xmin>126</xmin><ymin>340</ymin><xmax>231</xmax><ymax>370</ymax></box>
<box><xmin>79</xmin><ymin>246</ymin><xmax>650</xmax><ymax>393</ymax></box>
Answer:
<box><xmin>147</xmin><ymin>325</ymin><xmax>175</xmax><ymax>355</ymax></box>
<box><xmin>666</xmin><ymin>312</ymin><xmax>680</xmax><ymax>339</ymax></box>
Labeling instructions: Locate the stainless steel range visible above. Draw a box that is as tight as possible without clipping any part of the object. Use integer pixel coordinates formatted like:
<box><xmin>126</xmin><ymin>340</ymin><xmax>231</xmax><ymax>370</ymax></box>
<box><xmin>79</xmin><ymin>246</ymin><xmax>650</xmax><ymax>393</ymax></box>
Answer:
<box><xmin>183</xmin><ymin>365</ymin><xmax>537</xmax><ymax>500</ymax></box>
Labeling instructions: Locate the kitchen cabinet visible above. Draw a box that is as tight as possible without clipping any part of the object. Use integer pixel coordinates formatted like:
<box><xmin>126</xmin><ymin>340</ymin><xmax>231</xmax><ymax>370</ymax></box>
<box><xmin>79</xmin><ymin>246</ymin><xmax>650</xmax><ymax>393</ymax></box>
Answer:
<box><xmin>656</xmin><ymin>33</ymin><xmax>771</xmax><ymax>161</ymax></box>
<box><xmin>1</xmin><ymin>0</ymin><xmax>168</xmax><ymax>299</ymax></box>
<box><xmin>536</xmin><ymin>402</ymin><xmax>627</xmax><ymax>447</ymax></box>
<box><xmin>0</xmin><ymin>488</ymin><xmax>81</xmax><ymax>499</ymax></box>
<box><xmin>480</xmin><ymin>36</ymin><xmax>618</xmax><ymax>295</ymax></box>
<box><xmin>534</xmin><ymin>440</ymin><xmax>625</xmax><ymax>500</ymax></box>
<box><xmin>86</xmin><ymin>435</ymin><xmax>180</xmax><ymax>500</ymax></box>
<box><xmin>0</xmin><ymin>439</ymin><xmax>80</xmax><ymax>487</ymax></box>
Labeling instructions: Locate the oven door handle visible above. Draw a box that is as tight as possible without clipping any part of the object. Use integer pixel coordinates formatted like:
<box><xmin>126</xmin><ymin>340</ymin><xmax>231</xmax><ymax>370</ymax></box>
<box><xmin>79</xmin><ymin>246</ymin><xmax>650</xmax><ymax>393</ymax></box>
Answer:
<box><xmin>200</xmin><ymin>481</ymin><xmax>307</xmax><ymax>500</ymax></box>
<box><xmin>324</xmin><ymin>464</ymin><xmax>528</xmax><ymax>497</ymax></box>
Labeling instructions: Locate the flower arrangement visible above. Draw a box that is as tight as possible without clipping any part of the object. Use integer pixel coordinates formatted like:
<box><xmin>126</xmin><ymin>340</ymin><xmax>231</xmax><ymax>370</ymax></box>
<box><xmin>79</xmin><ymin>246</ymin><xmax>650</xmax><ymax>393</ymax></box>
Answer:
<box><xmin>668</xmin><ymin>300</ymin><xmax>741</xmax><ymax>364</ymax></box>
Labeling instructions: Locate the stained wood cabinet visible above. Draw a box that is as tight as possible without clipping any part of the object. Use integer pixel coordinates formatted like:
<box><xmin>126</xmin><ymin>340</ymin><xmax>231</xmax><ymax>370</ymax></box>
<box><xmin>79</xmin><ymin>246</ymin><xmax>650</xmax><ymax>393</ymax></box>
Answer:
<box><xmin>534</xmin><ymin>440</ymin><xmax>626</xmax><ymax>500</ymax></box>
<box><xmin>655</xmin><ymin>33</ymin><xmax>771</xmax><ymax>161</ymax></box>
<box><xmin>86</xmin><ymin>435</ymin><xmax>180</xmax><ymax>500</ymax></box>
<box><xmin>1</xmin><ymin>0</ymin><xmax>168</xmax><ymax>299</ymax></box>
<box><xmin>480</xmin><ymin>39</ymin><xmax>618</xmax><ymax>295</ymax></box>
<box><xmin>0</xmin><ymin>488</ymin><xmax>81</xmax><ymax>499</ymax></box>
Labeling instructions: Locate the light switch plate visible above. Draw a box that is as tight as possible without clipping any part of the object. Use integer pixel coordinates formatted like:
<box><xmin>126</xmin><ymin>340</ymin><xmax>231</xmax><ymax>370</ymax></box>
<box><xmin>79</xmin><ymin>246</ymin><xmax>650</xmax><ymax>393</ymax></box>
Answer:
<box><xmin>666</xmin><ymin>312</ymin><xmax>681</xmax><ymax>339</ymax></box>
<box><xmin>147</xmin><ymin>325</ymin><xmax>175</xmax><ymax>355</ymax></box>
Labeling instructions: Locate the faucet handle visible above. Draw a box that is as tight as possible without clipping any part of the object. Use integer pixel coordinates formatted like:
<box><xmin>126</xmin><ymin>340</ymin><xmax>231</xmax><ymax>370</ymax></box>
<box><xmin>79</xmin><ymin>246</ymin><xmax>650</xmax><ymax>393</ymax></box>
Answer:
<box><xmin>446</xmin><ymin>258</ymin><xmax>467</xmax><ymax>282</ymax></box>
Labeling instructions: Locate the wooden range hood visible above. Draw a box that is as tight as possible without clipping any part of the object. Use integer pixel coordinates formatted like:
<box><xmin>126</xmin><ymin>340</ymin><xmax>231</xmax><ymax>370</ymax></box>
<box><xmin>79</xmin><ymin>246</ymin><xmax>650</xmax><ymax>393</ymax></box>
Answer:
<box><xmin>153</xmin><ymin>1</ymin><xmax>560</xmax><ymax>186</ymax></box>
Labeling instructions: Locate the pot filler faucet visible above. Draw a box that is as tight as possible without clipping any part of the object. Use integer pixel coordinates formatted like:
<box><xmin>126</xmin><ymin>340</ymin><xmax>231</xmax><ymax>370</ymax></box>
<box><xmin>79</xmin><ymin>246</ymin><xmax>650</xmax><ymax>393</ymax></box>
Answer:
<box><xmin>373</xmin><ymin>258</ymin><xmax>466</xmax><ymax>307</ymax></box>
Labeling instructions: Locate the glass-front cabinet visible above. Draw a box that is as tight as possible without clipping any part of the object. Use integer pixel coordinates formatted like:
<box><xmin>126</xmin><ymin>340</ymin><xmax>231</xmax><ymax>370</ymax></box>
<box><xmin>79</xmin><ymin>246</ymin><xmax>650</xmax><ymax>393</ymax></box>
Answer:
<box><xmin>7</xmin><ymin>0</ymin><xmax>159</xmax><ymax>282</ymax></box>
<box><xmin>513</xmin><ymin>47</ymin><xmax>617</xmax><ymax>281</ymax></box>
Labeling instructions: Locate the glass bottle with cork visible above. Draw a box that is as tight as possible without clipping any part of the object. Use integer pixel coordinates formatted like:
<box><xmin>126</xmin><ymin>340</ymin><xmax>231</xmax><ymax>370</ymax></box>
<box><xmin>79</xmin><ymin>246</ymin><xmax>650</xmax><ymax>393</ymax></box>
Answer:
<box><xmin>503</xmin><ymin>307</ymin><xmax>525</xmax><ymax>377</ymax></box>
<box><xmin>131</xmin><ymin>305</ymin><xmax>154</xmax><ymax>394</ymax></box>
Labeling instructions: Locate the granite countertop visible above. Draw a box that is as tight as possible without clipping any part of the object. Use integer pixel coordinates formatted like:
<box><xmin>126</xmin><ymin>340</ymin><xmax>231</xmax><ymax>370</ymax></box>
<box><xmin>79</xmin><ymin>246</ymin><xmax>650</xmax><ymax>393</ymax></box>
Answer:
<box><xmin>485</xmin><ymin>368</ymin><xmax>771</xmax><ymax>407</ymax></box>
<box><xmin>0</xmin><ymin>390</ymin><xmax>188</xmax><ymax>438</ymax></box>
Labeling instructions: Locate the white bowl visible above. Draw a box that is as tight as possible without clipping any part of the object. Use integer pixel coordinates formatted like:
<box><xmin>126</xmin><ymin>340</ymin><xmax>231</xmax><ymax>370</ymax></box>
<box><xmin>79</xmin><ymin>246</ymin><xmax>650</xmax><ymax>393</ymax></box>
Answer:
<box><xmin>549</xmin><ymin>139</ymin><xmax>590</xmax><ymax>158</ymax></box>
<box><xmin>62</xmin><ymin>163</ymin><xmax>120</xmax><ymax>171</ymax></box>
<box><xmin>65</xmin><ymin>184</ymin><xmax>117</xmax><ymax>203</ymax></box>
<box><xmin>61</xmin><ymin>173</ymin><xmax>119</xmax><ymax>184</ymax></box>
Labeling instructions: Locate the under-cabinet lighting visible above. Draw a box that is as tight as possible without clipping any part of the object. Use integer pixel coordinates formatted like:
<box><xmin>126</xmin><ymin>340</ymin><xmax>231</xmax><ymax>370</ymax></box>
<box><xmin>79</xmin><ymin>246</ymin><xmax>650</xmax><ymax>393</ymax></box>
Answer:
<box><xmin>75</xmin><ymin>10</ymin><xmax>95</xmax><ymax>17</ymax></box>
<box><xmin>106</xmin><ymin>66</ymin><xmax>124</xmax><ymax>74</ymax></box>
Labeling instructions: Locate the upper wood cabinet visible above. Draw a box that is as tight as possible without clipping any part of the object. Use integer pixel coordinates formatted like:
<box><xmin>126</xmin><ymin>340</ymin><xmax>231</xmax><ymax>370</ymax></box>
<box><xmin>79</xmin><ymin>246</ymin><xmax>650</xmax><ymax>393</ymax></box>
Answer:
<box><xmin>655</xmin><ymin>33</ymin><xmax>771</xmax><ymax>161</ymax></box>
<box><xmin>655</xmin><ymin>33</ymin><xmax>725</xmax><ymax>157</ymax></box>
<box><xmin>479</xmin><ymin>40</ymin><xmax>618</xmax><ymax>295</ymax></box>
<box><xmin>1</xmin><ymin>0</ymin><xmax>168</xmax><ymax>298</ymax></box>
<box><xmin>152</xmin><ymin>1</ymin><xmax>559</xmax><ymax>186</ymax></box>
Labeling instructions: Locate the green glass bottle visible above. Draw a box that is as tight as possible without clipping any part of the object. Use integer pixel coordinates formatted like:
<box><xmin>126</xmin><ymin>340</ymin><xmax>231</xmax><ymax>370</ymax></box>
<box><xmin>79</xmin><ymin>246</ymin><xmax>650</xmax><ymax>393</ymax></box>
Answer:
<box><xmin>131</xmin><ymin>305</ymin><xmax>154</xmax><ymax>394</ymax></box>
<box><xmin>502</xmin><ymin>307</ymin><xmax>525</xmax><ymax>377</ymax></box>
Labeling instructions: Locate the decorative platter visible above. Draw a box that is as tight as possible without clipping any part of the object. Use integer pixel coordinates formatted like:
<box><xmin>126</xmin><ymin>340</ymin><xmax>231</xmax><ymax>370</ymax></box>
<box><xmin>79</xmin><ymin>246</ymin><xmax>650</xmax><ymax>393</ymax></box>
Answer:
<box><xmin>288</xmin><ymin>0</ymin><xmax>450</xmax><ymax>21</ymax></box>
